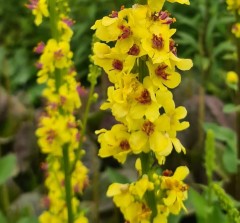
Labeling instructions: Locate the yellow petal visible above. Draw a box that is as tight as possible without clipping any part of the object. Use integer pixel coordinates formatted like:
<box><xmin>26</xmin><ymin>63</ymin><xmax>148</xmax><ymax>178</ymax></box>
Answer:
<box><xmin>173</xmin><ymin>166</ymin><xmax>189</xmax><ymax>181</ymax></box>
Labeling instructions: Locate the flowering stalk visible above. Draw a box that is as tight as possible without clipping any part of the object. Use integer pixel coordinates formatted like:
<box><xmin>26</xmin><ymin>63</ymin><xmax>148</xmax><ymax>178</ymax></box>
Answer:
<box><xmin>226</xmin><ymin>0</ymin><xmax>240</xmax><ymax>200</ymax></box>
<box><xmin>92</xmin><ymin>0</ymin><xmax>192</xmax><ymax>222</ymax></box>
<box><xmin>27</xmin><ymin>0</ymin><xmax>92</xmax><ymax>222</ymax></box>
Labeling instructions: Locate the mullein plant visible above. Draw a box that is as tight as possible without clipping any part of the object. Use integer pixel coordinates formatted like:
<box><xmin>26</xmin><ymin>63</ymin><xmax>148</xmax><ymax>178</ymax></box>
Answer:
<box><xmin>226</xmin><ymin>0</ymin><xmax>240</xmax><ymax>201</ymax></box>
<box><xmin>92</xmin><ymin>0</ymin><xmax>192</xmax><ymax>222</ymax></box>
<box><xmin>26</xmin><ymin>0</ymin><xmax>99</xmax><ymax>222</ymax></box>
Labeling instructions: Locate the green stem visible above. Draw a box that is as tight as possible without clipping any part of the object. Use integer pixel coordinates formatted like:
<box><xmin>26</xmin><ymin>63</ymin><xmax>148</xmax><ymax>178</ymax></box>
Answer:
<box><xmin>140</xmin><ymin>154</ymin><xmax>157</xmax><ymax>220</ymax></box>
<box><xmin>0</xmin><ymin>184</ymin><xmax>9</xmax><ymax>216</ymax></box>
<box><xmin>48</xmin><ymin>0</ymin><xmax>59</xmax><ymax>41</ymax></box>
<box><xmin>63</xmin><ymin>145</ymin><xmax>74</xmax><ymax>223</ymax></box>
<box><xmin>0</xmin><ymin>145</ymin><xmax>10</xmax><ymax>216</ymax></box>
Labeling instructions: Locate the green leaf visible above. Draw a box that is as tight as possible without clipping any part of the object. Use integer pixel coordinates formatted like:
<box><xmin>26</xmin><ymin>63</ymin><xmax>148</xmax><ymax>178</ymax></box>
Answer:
<box><xmin>206</xmin><ymin>15</ymin><xmax>217</xmax><ymax>50</ymax></box>
<box><xmin>188</xmin><ymin>188</ymin><xmax>210</xmax><ymax>222</ymax></box>
<box><xmin>223</xmin><ymin>104</ymin><xmax>240</xmax><ymax>113</ymax></box>
<box><xmin>0</xmin><ymin>211</ymin><xmax>7</xmax><ymax>223</ymax></box>
<box><xmin>17</xmin><ymin>216</ymin><xmax>39</xmax><ymax>223</ymax></box>
<box><xmin>203</xmin><ymin>123</ymin><xmax>236</xmax><ymax>150</ymax></box>
<box><xmin>0</xmin><ymin>154</ymin><xmax>17</xmax><ymax>185</ymax></box>
<box><xmin>207</xmin><ymin>204</ymin><xmax>228</xmax><ymax>223</ymax></box>
<box><xmin>213</xmin><ymin>41</ymin><xmax>235</xmax><ymax>58</ymax></box>
<box><xmin>176</xmin><ymin>31</ymin><xmax>199</xmax><ymax>51</ymax></box>
<box><xmin>222</xmin><ymin>146</ymin><xmax>238</xmax><ymax>173</ymax></box>
<box><xmin>106</xmin><ymin>168</ymin><xmax>130</xmax><ymax>184</ymax></box>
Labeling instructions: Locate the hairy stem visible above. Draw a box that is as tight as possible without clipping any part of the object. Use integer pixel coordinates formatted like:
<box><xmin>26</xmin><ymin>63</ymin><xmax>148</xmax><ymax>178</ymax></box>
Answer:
<box><xmin>63</xmin><ymin>145</ymin><xmax>74</xmax><ymax>223</ymax></box>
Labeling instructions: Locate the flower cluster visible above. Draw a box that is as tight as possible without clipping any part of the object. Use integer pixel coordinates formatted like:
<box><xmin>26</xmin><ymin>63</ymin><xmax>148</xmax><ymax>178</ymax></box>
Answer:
<box><xmin>28</xmin><ymin>0</ymin><xmax>89</xmax><ymax>222</ymax></box>
<box><xmin>226</xmin><ymin>0</ymin><xmax>240</xmax><ymax>38</ymax></box>
<box><xmin>226</xmin><ymin>0</ymin><xmax>240</xmax><ymax>14</ymax></box>
<box><xmin>92</xmin><ymin>0</ymin><xmax>192</xmax><ymax>222</ymax></box>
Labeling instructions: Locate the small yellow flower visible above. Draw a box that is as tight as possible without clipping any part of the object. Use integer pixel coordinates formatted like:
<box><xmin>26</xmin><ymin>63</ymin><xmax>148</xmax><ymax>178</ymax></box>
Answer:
<box><xmin>161</xmin><ymin>166</ymin><xmax>189</xmax><ymax>215</ymax></box>
<box><xmin>226</xmin><ymin>71</ymin><xmax>239</xmax><ymax>84</ymax></box>
<box><xmin>26</xmin><ymin>0</ymin><xmax>49</xmax><ymax>26</ymax></box>
<box><xmin>97</xmin><ymin>124</ymin><xmax>132</xmax><ymax>163</ymax></box>
<box><xmin>232</xmin><ymin>23</ymin><xmax>240</xmax><ymax>38</ymax></box>
<box><xmin>226</xmin><ymin>0</ymin><xmax>240</xmax><ymax>14</ymax></box>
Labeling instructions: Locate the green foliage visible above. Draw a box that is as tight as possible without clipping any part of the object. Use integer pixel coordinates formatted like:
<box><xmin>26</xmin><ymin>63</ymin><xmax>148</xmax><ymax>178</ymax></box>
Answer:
<box><xmin>0</xmin><ymin>211</ymin><xmax>7</xmax><ymax>223</ymax></box>
<box><xmin>0</xmin><ymin>154</ymin><xmax>16</xmax><ymax>185</ymax></box>
<box><xmin>17</xmin><ymin>216</ymin><xmax>39</xmax><ymax>223</ymax></box>
<box><xmin>204</xmin><ymin>122</ymin><xmax>238</xmax><ymax>173</ymax></box>
<box><xmin>212</xmin><ymin>183</ymin><xmax>240</xmax><ymax>223</ymax></box>
<box><xmin>204</xmin><ymin>130</ymin><xmax>215</xmax><ymax>182</ymax></box>
<box><xmin>106</xmin><ymin>167</ymin><xmax>130</xmax><ymax>184</ymax></box>
<box><xmin>223</xmin><ymin>104</ymin><xmax>240</xmax><ymax>113</ymax></box>
<box><xmin>167</xmin><ymin>0</ymin><xmax>235</xmax><ymax>99</ymax></box>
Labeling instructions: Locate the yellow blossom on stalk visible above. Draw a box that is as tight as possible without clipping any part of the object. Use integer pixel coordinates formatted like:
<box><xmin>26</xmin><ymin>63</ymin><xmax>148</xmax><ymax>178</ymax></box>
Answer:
<box><xmin>226</xmin><ymin>0</ymin><xmax>240</xmax><ymax>14</ymax></box>
<box><xmin>29</xmin><ymin>0</ymin><xmax>91</xmax><ymax>222</ymax></box>
<box><xmin>26</xmin><ymin>0</ymin><xmax>49</xmax><ymax>25</ymax></box>
<box><xmin>232</xmin><ymin>23</ymin><xmax>240</xmax><ymax>38</ymax></box>
<box><xmin>93</xmin><ymin>0</ymin><xmax>192</xmax><ymax>221</ymax></box>
<box><xmin>226</xmin><ymin>71</ymin><xmax>239</xmax><ymax>85</ymax></box>
<box><xmin>147</xmin><ymin>61</ymin><xmax>181</xmax><ymax>90</ymax></box>
<box><xmin>97</xmin><ymin>124</ymin><xmax>132</xmax><ymax>163</ymax></box>
<box><xmin>161</xmin><ymin>166</ymin><xmax>189</xmax><ymax>214</ymax></box>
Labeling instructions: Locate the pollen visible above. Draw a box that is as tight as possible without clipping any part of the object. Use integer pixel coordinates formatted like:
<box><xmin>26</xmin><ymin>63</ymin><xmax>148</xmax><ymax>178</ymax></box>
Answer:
<box><xmin>112</xmin><ymin>59</ymin><xmax>123</xmax><ymax>70</ymax></box>
<box><xmin>46</xmin><ymin>129</ymin><xmax>56</xmax><ymax>144</ymax></box>
<box><xmin>142</xmin><ymin>120</ymin><xmax>155</xmax><ymax>136</ymax></box>
<box><xmin>119</xmin><ymin>140</ymin><xmax>130</xmax><ymax>151</ymax></box>
<box><xmin>136</xmin><ymin>89</ymin><xmax>151</xmax><ymax>104</ymax></box>
<box><xmin>152</xmin><ymin>34</ymin><xmax>164</xmax><ymax>50</ymax></box>
<box><xmin>155</xmin><ymin>64</ymin><xmax>168</xmax><ymax>80</ymax></box>
<box><xmin>118</xmin><ymin>25</ymin><xmax>132</xmax><ymax>39</ymax></box>
<box><xmin>54</xmin><ymin>49</ymin><xmax>64</xmax><ymax>60</ymax></box>
<box><xmin>128</xmin><ymin>44</ymin><xmax>140</xmax><ymax>56</ymax></box>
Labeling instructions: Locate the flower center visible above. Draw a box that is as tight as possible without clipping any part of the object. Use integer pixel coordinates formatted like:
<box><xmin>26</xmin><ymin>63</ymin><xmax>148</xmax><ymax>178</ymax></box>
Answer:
<box><xmin>170</xmin><ymin>39</ymin><xmax>177</xmax><ymax>55</ymax></box>
<box><xmin>112</xmin><ymin>59</ymin><xmax>123</xmax><ymax>71</ymax></box>
<box><xmin>119</xmin><ymin>25</ymin><xmax>132</xmax><ymax>39</ymax></box>
<box><xmin>119</xmin><ymin>140</ymin><xmax>130</xmax><ymax>151</ymax></box>
<box><xmin>152</xmin><ymin>34</ymin><xmax>164</xmax><ymax>50</ymax></box>
<box><xmin>128</xmin><ymin>44</ymin><xmax>140</xmax><ymax>56</ymax></box>
<box><xmin>142</xmin><ymin>120</ymin><xmax>155</xmax><ymax>136</ymax></box>
<box><xmin>46</xmin><ymin>129</ymin><xmax>56</xmax><ymax>144</ymax></box>
<box><xmin>54</xmin><ymin>49</ymin><xmax>64</xmax><ymax>60</ymax></box>
<box><xmin>155</xmin><ymin>64</ymin><xmax>168</xmax><ymax>80</ymax></box>
<box><xmin>136</xmin><ymin>89</ymin><xmax>151</xmax><ymax>104</ymax></box>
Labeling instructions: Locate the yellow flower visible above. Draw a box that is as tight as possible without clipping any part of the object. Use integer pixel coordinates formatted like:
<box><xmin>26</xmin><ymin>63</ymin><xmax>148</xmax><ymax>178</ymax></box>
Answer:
<box><xmin>58</xmin><ymin>19</ymin><xmax>73</xmax><ymax>41</ymax></box>
<box><xmin>142</xmin><ymin>24</ymin><xmax>175</xmax><ymax>64</ymax></box>
<box><xmin>129</xmin><ymin>117</ymin><xmax>171</xmax><ymax>155</ymax></box>
<box><xmin>128</xmin><ymin>76</ymin><xmax>161</xmax><ymax>122</ymax></box>
<box><xmin>226</xmin><ymin>0</ymin><xmax>240</xmax><ymax>14</ymax></box>
<box><xmin>130</xmin><ymin>175</ymin><xmax>154</xmax><ymax>199</ymax></box>
<box><xmin>97</xmin><ymin>124</ymin><xmax>132</xmax><ymax>163</ymax></box>
<box><xmin>107</xmin><ymin>183</ymin><xmax>134</xmax><ymax>208</ymax></box>
<box><xmin>26</xmin><ymin>0</ymin><xmax>49</xmax><ymax>26</ymax></box>
<box><xmin>161</xmin><ymin>166</ymin><xmax>189</xmax><ymax>215</ymax></box>
<box><xmin>74</xmin><ymin>215</ymin><xmax>88</xmax><ymax>223</ymax></box>
<box><xmin>92</xmin><ymin>42</ymin><xmax>135</xmax><ymax>84</ymax></box>
<box><xmin>147</xmin><ymin>61</ymin><xmax>181</xmax><ymax>89</ymax></box>
<box><xmin>226</xmin><ymin>71</ymin><xmax>239</xmax><ymax>84</ymax></box>
<box><xmin>36</xmin><ymin>114</ymin><xmax>79</xmax><ymax>155</ymax></box>
<box><xmin>153</xmin><ymin>205</ymin><xmax>169</xmax><ymax>223</ymax></box>
<box><xmin>72</xmin><ymin>161</ymin><xmax>89</xmax><ymax>193</ymax></box>
<box><xmin>37</xmin><ymin>39</ymin><xmax>73</xmax><ymax>83</ymax></box>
